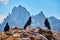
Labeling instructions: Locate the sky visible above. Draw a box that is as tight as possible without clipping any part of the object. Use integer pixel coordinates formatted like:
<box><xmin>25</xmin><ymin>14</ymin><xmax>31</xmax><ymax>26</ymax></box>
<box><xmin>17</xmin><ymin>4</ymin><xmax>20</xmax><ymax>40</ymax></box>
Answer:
<box><xmin>0</xmin><ymin>0</ymin><xmax>60</xmax><ymax>23</ymax></box>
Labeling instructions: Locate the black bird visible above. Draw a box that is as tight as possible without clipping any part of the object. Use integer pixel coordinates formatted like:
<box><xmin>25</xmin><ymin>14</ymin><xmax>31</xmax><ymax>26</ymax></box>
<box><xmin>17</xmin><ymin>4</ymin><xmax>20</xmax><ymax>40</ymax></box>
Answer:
<box><xmin>4</xmin><ymin>23</ymin><xmax>10</xmax><ymax>32</ymax></box>
<box><xmin>44</xmin><ymin>18</ymin><xmax>51</xmax><ymax>30</ymax></box>
<box><xmin>24</xmin><ymin>16</ymin><xmax>31</xmax><ymax>29</ymax></box>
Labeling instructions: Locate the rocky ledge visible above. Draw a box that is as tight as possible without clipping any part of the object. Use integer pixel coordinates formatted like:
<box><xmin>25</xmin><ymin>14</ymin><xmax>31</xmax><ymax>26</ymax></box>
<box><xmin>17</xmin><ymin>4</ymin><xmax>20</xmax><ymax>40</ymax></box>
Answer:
<box><xmin>0</xmin><ymin>26</ymin><xmax>60</xmax><ymax>40</ymax></box>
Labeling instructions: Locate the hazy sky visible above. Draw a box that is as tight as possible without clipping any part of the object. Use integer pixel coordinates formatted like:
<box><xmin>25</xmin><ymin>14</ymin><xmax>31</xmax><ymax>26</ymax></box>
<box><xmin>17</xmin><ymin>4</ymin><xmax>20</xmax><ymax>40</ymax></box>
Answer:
<box><xmin>0</xmin><ymin>0</ymin><xmax>60</xmax><ymax>23</ymax></box>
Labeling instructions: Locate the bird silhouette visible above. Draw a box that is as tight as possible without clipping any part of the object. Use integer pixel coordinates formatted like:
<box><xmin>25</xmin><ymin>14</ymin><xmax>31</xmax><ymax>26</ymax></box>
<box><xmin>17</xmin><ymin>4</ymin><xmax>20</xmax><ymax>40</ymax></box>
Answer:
<box><xmin>24</xmin><ymin>16</ymin><xmax>31</xmax><ymax>29</ymax></box>
<box><xmin>44</xmin><ymin>18</ymin><xmax>51</xmax><ymax>30</ymax></box>
<box><xmin>4</xmin><ymin>23</ymin><xmax>10</xmax><ymax>32</ymax></box>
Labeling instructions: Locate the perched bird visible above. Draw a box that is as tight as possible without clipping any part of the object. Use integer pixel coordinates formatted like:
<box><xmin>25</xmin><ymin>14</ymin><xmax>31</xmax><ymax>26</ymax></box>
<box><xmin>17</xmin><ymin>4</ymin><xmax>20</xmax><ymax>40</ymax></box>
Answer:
<box><xmin>4</xmin><ymin>23</ymin><xmax>10</xmax><ymax>32</ymax></box>
<box><xmin>44</xmin><ymin>18</ymin><xmax>51</xmax><ymax>30</ymax></box>
<box><xmin>24</xmin><ymin>16</ymin><xmax>31</xmax><ymax>29</ymax></box>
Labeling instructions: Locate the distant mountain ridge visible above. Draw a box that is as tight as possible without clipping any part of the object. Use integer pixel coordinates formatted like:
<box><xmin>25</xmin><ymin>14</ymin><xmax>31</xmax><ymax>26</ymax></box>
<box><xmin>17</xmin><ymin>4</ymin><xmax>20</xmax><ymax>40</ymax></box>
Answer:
<box><xmin>48</xmin><ymin>16</ymin><xmax>60</xmax><ymax>31</ymax></box>
<box><xmin>0</xmin><ymin>5</ymin><xmax>30</xmax><ymax>32</ymax></box>
<box><xmin>0</xmin><ymin>5</ymin><xmax>60</xmax><ymax>32</ymax></box>
<box><xmin>31</xmin><ymin>11</ymin><xmax>46</xmax><ymax>28</ymax></box>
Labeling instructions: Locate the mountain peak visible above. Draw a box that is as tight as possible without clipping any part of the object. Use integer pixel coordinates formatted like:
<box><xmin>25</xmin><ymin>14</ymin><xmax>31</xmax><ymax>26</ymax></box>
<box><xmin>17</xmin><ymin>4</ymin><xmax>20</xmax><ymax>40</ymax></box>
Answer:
<box><xmin>38</xmin><ymin>11</ymin><xmax>44</xmax><ymax>16</ymax></box>
<box><xmin>36</xmin><ymin>11</ymin><xmax>45</xmax><ymax>18</ymax></box>
<box><xmin>18</xmin><ymin>5</ymin><xmax>24</xmax><ymax>9</ymax></box>
<box><xmin>18</xmin><ymin>5</ymin><xmax>22</xmax><ymax>7</ymax></box>
<box><xmin>40</xmin><ymin>11</ymin><xmax>43</xmax><ymax>13</ymax></box>
<box><xmin>11</xmin><ymin>5</ymin><xmax>30</xmax><ymax>17</ymax></box>
<box><xmin>40</xmin><ymin>11</ymin><xmax>44</xmax><ymax>15</ymax></box>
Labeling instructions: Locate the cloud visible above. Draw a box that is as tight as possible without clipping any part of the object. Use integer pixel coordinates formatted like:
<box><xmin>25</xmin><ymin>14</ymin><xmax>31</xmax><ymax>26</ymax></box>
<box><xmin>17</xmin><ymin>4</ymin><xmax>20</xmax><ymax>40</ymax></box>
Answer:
<box><xmin>0</xmin><ymin>15</ymin><xmax>7</xmax><ymax>24</ymax></box>
<box><xmin>0</xmin><ymin>0</ymin><xmax>9</xmax><ymax>4</ymax></box>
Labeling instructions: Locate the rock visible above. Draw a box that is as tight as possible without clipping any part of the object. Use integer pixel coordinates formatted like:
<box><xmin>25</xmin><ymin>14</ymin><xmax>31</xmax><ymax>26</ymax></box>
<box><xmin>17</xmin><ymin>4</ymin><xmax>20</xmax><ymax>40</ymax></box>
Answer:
<box><xmin>53</xmin><ymin>32</ymin><xmax>60</xmax><ymax>40</ymax></box>
<box><xmin>30</xmin><ymin>36</ymin><xmax>40</xmax><ymax>40</ymax></box>
<box><xmin>22</xmin><ymin>37</ymin><xmax>31</xmax><ymax>40</ymax></box>
<box><xmin>13</xmin><ymin>33</ymin><xmax>20</xmax><ymax>37</ymax></box>
<box><xmin>0</xmin><ymin>26</ymin><xmax>59</xmax><ymax>40</ymax></box>
<box><xmin>34</xmin><ymin>27</ymin><xmax>54</xmax><ymax>40</ymax></box>
<box><xmin>25</xmin><ymin>25</ymin><xmax>33</xmax><ymax>33</ymax></box>
<box><xmin>6</xmin><ymin>36</ymin><xmax>21</xmax><ymax>40</ymax></box>
<box><xmin>1</xmin><ymin>32</ymin><xmax>9</xmax><ymax>40</ymax></box>
<box><xmin>26</xmin><ymin>26</ymin><xmax>32</xmax><ymax>31</ymax></box>
<box><xmin>0</xmin><ymin>33</ymin><xmax>1</xmax><ymax>40</ymax></box>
